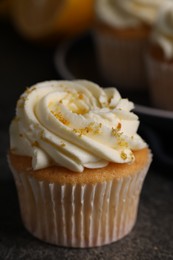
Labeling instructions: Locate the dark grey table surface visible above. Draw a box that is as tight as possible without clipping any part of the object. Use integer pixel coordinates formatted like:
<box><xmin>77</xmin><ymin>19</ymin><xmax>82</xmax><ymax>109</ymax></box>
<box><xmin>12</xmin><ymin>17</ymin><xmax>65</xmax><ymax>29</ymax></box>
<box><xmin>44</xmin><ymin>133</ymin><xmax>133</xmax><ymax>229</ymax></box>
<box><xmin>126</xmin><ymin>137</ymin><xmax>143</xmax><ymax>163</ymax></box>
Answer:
<box><xmin>0</xmin><ymin>19</ymin><xmax>173</xmax><ymax>260</ymax></box>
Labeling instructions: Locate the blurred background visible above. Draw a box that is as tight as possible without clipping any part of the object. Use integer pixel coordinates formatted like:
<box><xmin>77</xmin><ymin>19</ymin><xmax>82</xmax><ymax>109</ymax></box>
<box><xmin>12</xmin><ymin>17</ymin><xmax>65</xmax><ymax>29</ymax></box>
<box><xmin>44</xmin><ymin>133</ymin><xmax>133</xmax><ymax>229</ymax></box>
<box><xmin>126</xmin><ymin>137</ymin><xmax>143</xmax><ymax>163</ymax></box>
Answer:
<box><xmin>1</xmin><ymin>0</ymin><xmax>173</xmax><ymax>180</ymax></box>
<box><xmin>1</xmin><ymin>0</ymin><xmax>173</xmax><ymax>181</ymax></box>
<box><xmin>0</xmin><ymin>0</ymin><xmax>95</xmax><ymax>181</ymax></box>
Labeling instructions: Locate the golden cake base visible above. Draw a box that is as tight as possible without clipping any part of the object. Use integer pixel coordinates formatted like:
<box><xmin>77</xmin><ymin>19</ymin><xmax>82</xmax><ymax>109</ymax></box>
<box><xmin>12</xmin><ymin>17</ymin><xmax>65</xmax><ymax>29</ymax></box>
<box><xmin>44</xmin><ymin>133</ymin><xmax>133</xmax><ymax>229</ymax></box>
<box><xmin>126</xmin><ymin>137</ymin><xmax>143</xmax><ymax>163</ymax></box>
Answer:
<box><xmin>8</xmin><ymin>148</ymin><xmax>152</xmax><ymax>247</ymax></box>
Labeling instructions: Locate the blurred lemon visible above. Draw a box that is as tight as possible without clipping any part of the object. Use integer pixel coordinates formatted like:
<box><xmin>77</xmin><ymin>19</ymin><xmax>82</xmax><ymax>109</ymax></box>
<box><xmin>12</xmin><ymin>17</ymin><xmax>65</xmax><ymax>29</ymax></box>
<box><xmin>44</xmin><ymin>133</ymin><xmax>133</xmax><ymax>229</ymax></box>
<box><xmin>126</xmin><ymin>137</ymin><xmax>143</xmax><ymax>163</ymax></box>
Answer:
<box><xmin>10</xmin><ymin>0</ymin><xmax>94</xmax><ymax>41</ymax></box>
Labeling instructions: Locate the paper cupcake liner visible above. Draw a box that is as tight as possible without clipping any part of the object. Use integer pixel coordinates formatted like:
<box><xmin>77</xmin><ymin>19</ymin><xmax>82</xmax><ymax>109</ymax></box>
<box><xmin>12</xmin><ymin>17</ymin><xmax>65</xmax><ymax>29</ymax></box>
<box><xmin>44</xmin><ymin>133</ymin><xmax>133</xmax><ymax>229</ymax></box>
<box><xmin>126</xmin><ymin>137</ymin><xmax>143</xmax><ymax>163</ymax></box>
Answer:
<box><xmin>146</xmin><ymin>53</ymin><xmax>173</xmax><ymax>111</ymax></box>
<box><xmin>94</xmin><ymin>31</ymin><xmax>148</xmax><ymax>90</ymax></box>
<box><xmin>10</xmin><ymin>160</ymin><xmax>151</xmax><ymax>248</ymax></box>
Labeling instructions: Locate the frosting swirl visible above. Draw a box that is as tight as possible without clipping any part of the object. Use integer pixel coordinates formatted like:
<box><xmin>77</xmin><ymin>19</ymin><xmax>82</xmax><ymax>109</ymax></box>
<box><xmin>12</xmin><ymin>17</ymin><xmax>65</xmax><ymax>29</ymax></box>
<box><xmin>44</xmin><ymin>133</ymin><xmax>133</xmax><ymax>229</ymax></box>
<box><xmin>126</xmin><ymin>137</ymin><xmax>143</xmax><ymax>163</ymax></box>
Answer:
<box><xmin>95</xmin><ymin>0</ymin><xmax>164</xmax><ymax>28</ymax></box>
<box><xmin>10</xmin><ymin>80</ymin><xmax>146</xmax><ymax>172</ymax></box>
<box><xmin>150</xmin><ymin>0</ymin><xmax>173</xmax><ymax>59</ymax></box>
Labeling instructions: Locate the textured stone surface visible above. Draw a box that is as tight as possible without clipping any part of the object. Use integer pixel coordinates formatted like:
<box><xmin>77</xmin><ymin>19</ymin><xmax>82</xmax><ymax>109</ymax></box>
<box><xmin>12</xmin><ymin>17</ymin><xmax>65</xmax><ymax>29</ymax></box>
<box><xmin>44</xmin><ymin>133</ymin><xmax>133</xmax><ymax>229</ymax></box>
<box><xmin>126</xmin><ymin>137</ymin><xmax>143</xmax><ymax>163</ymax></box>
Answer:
<box><xmin>0</xmin><ymin>19</ymin><xmax>173</xmax><ymax>260</ymax></box>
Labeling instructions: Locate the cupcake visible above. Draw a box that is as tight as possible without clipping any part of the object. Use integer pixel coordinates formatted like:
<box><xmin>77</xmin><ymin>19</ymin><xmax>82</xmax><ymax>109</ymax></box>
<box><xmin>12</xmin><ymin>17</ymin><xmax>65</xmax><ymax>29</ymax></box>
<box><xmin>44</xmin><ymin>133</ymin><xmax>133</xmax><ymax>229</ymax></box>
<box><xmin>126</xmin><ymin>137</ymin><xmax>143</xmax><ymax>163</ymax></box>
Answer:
<box><xmin>146</xmin><ymin>0</ymin><xmax>173</xmax><ymax>111</ymax></box>
<box><xmin>8</xmin><ymin>80</ymin><xmax>152</xmax><ymax>247</ymax></box>
<box><xmin>94</xmin><ymin>0</ymin><xmax>164</xmax><ymax>90</ymax></box>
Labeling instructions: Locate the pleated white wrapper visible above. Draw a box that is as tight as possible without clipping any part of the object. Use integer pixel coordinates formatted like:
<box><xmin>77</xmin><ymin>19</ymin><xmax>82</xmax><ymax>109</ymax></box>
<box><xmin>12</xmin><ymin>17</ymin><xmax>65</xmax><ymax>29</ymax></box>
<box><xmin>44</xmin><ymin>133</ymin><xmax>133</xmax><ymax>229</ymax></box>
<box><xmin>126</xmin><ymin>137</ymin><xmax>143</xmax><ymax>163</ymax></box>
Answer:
<box><xmin>94</xmin><ymin>30</ymin><xmax>148</xmax><ymax>90</ymax></box>
<box><xmin>9</xmin><ymin>158</ymin><xmax>151</xmax><ymax>248</ymax></box>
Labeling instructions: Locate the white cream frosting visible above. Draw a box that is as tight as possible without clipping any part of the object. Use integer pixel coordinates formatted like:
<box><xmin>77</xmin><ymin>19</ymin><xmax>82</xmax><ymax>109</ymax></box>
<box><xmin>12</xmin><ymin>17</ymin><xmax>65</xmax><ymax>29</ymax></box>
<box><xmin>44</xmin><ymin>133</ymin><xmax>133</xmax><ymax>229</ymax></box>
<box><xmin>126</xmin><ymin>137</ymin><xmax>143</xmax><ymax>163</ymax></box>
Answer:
<box><xmin>95</xmin><ymin>0</ymin><xmax>164</xmax><ymax>28</ymax></box>
<box><xmin>151</xmin><ymin>0</ymin><xmax>173</xmax><ymax>59</ymax></box>
<box><xmin>10</xmin><ymin>80</ymin><xmax>146</xmax><ymax>172</ymax></box>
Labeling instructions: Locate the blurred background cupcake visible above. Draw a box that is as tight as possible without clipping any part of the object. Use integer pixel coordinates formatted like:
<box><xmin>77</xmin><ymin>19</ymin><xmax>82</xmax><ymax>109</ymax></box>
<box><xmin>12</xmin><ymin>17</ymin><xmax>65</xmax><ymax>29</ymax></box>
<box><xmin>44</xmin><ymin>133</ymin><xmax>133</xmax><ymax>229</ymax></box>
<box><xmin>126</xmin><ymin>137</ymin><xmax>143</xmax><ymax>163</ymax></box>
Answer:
<box><xmin>94</xmin><ymin>0</ymin><xmax>164</xmax><ymax>90</ymax></box>
<box><xmin>146</xmin><ymin>0</ymin><xmax>173</xmax><ymax>111</ymax></box>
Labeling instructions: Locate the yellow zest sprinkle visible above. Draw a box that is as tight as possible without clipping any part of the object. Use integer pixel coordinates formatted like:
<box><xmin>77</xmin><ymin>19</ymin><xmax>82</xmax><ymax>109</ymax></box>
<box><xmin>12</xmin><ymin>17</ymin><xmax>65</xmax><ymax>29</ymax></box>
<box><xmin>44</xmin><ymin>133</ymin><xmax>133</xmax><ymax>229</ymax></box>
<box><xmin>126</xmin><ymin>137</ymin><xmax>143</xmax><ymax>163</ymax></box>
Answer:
<box><xmin>32</xmin><ymin>141</ymin><xmax>39</xmax><ymax>147</ymax></box>
<box><xmin>73</xmin><ymin>122</ymin><xmax>102</xmax><ymax>136</ymax></box>
<box><xmin>78</xmin><ymin>92</ymin><xmax>84</xmax><ymax>99</ymax></box>
<box><xmin>75</xmin><ymin>108</ymin><xmax>88</xmax><ymax>115</ymax></box>
<box><xmin>121</xmin><ymin>151</ymin><xmax>127</xmax><ymax>160</ymax></box>
<box><xmin>25</xmin><ymin>87</ymin><xmax>36</xmax><ymax>95</ymax></box>
<box><xmin>73</xmin><ymin>127</ymin><xmax>90</xmax><ymax>136</ymax></box>
<box><xmin>111</xmin><ymin>127</ymin><xmax>122</xmax><ymax>137</ymax></box>
<box><xmin>51</xmin><ymin>110</ymin><xmax>69</xmax><ymax>125</ymax></box>
<box><xmin>17</xmin><ymin>97</ymin><xmax>25</xmax><ymax>108</ymax></box>
<box><xmin>102</xmin><ymin>102</ymin><xmax>108</xmax><ymax>107</ymax></box>
<box><xmin>108</xmin><ymin>97</ymin><xmax>112</xmax><ymax>104</ymax></box>
<box><xmin>118</xmin><ymin>139</ymin><xmax>128</xmax><ymax>148</ymax></box>
<box><xmin>72</xmin><ymin>128</ymin><xmax>80</xmax><ymax>136</ymax></box>
<box><xmin>40</xmin><ymin>130</ymin><xmax>45</xmax><ymax>139</ymax></box>
<box><xmin>117</xmin><ymin>122</ymin><xmax>121</xmax><ymax>131</ymax></box>
<box><xmin>60</xmin><ymin>142</ymin><xmax>66</xmax><ymax>147</ymax></box>
<box><xmin>18</xmin><ymin>103</ymin><xmax>24</xmax><ymax>109</ymax></box>
<box><xmin>94</xmin><ymin>123</ymin><xmax>102</xmax><ymax>134</ymax></box>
